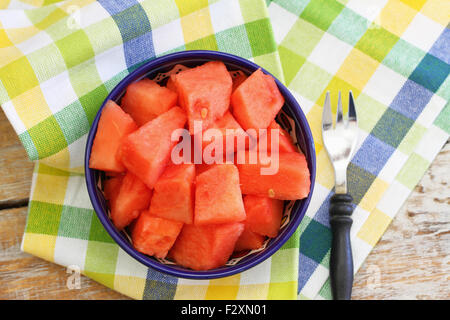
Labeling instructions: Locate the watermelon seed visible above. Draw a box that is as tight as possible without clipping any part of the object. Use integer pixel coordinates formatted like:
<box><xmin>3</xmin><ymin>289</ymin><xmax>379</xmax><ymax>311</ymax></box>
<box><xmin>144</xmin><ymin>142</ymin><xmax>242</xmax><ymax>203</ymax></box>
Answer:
<box><xmin>201</xmin><ymin>108</ymin><xmax>208</xmax><ymax>119</ymax></box>
<box><xmin>268</xmin><ymin>189</ymin><xmax>275</xmax><ymax>198</ymax></box>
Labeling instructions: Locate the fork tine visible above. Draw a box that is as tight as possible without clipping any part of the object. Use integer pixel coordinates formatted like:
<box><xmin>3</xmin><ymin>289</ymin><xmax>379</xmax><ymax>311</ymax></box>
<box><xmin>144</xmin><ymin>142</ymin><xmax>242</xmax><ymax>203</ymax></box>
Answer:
<box><xmin>336</xmin><ymin>91</ymin><xmax>344</xmax><ymax>127</ymax></box>
<box><xmin>322</xmin><ymin>91</ymin><xmax>333</xmax><ymax>131</ymax></box>
<box><xmin>348</xmin><ymin>91</ymin><xmax>357</xmax><ymax>122</ymax></box>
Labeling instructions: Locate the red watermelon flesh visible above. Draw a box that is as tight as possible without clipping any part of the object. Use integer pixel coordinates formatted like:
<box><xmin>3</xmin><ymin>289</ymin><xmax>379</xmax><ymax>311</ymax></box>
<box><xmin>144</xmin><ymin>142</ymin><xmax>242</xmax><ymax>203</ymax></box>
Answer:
<box><xmin>231</xmin><ymin>69</ymin><xmax>284</xmax><ymax>132</ymax></box>
<box><xmin>103</xmin><ymin>175</ymin><xmax>123</xmax><ymax>210</ymax></box>
<box><xmin>268</xmin><ymin>121</ymin><xmax>297</xmax><ymax>153</ymax></box>
<box><xmin>243</xmin><ymin>195</ymin><xmax>284</xmax><ymax>238</ymax></box>
<box><xmin>104</xmin><ymin>171</ymin><xmax>125</xmax><ymax>178</ymax></box>
<box><xmin>121</xmin><ymin>78</ymin><xmax>178</xmax><ymax>126</ymax></box>
<box><xmin>194</xmin><ymin>164</ymin><xmax>246</xmax><ymax>225</ymax></box>
<box><xmin>255</xmin><ymin>120</ymin><xmax>298</xmax><ymax>154</ymax></box>
<box><xmin>132</xmin><ymin>211</ymin><xmax>183</xmax><ymax>259</ymax></box>
<box><xmin>230</xmin><ymin>71</ymin><xmax>248</xmax><ymax>93</ymax></box>
<box><xmin>110</xmin><ymin>172</ymin><xmax>152</xmax><ymax>230</ymax></box>
<box><xmin>195</xmin><ymin>163</ymin><xmax>213</xmax><ymax>175</ymax></box>
<box><xmin>166</xmin><ymin>76</ymin><xmax>177</xmax><ymax>92</ymax></box>
<box><xmin>149</xmin><ymin>163</ymin><xmax>195</xmax><ymax>224</ymax></box>
<box><xmin>213</xmin><ymin>110</ymin><xmax>243</xmax><ymax>130</ymax></box>
<box><xmin>200</xmin><ymin>111</ymin><xmax>250</xmax><ymax>158</ymax></box>
<box><xmin>89</xmin><ymin>100</ymin><xmax>138</xmax><ymax>172</ymax></box>
<box><xmin>172</xmin><ymin>61</ymin><xmax>232</xmax><ymax>133</ymax></box>
<box><xmin>119</xmin><ymin>107</ymin><xmax>187</xmax><ymax>189</ymax></box>
<box><xmin>236</xmin><ymin>151</ymin><xmax>310</xmax><ymax>200</ymax></box>
<box><xmin>169</xmin><ymin>223</ymin><xmax>244</xmax><ymax>271</ymax></box>
<box><xmin>234</xmin><ymin>225</ymin><xmax>265</xmax><ymax>252</ymax></box>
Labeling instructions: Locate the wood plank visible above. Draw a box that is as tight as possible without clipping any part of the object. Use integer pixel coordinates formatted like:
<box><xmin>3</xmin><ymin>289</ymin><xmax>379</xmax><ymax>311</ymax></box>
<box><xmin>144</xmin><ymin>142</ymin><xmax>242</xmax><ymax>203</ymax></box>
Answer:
<box><xmin>0</xmin><ymin>108</ymin><xmax>23</xmax><ymax>149</ymax></box>
<box><xmin>352</xmin><ymin>140</ymin><xmax>450</xmax><ymax>299</ymax></box>
<box><xmin>0</xmin><ymin>109</ymin><xmax>34</xmax><ymax>204</ymax></box>
<box><xmin>0</xmin><ymin>206</ymin><xmax>129</xmax><ymax>300</ymax></box>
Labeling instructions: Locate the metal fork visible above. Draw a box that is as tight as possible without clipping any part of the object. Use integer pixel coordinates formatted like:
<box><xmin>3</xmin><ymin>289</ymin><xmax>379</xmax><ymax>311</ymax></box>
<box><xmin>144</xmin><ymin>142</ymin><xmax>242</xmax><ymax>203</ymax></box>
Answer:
<box><xmin>322</xmin><ymin>91</ymin><xmax>358</xmax><ymax>300</ymax></box>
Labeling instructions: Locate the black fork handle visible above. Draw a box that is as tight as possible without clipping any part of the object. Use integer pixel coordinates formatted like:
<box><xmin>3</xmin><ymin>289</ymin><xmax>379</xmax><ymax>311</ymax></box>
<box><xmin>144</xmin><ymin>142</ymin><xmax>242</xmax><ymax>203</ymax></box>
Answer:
<box><xmin>329</xmin><ymin>193</ymin><xmax>354</xmax><ymax>300</ymax></box>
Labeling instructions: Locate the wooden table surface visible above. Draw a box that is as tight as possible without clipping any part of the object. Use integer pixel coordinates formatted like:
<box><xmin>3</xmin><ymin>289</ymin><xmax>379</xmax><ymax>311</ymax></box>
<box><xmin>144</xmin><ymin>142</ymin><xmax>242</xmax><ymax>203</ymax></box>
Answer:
<box><xmin>0</xmin><ymin>109</ymin><xmax>448</xmax><ymax>300</ymax></box>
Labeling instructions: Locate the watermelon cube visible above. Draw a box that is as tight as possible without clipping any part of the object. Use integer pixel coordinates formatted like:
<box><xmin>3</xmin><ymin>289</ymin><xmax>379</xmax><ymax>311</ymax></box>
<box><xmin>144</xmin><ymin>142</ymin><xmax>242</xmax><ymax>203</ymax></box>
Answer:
<box><xmin>234</xmin><ymin>225</ymin><xmax>265</xmax><ymax>252</ymax></box>
<box><xmin>255</xmin><ymin>120</ymin><xmax>298</xmax><ymax>154</ymax></box>
<box><xmin>243</xmin><ymin>195</ymin><xmax>284</xmax><ymax>238</ymax></box>
<box><xmin>132</xmin><ymin>211</ymin><xmax>183</xmax><ymax>259</ymax></box>
<box><xmin>236</xmin><ymin>151</ymin><xmax>310</xmax><ymax>200</ymax></box>
<box><xmin>199</xmin><ymin>111</ymin><xmax>250</xmax><ymax>159</ymax></box>
<box><xmin>121</xmin><ymin>78</ymin><xmax>178</xmax><ymax>126</ymax></box>
<box><xmin>119</xmin><ymin>107</ymin><xmax>187</xmax><ymax>189</ymax></box>
<box><xmin>89</xmin><ymin>100</ymin><xmax>138</xmax><ymax>172</ymax></box>
<box><xmin>231</xmin><ymin>69</ymin><xmax>284</xmax><ymax>132</ymax></box>
<box><xmin>169</xmin><ymin>223</ymin><xmax>244</xmax><ymax>270</ymax></box>
<box><xmin>172</xmin><ymin>61</ymin><xmax>232</xmax><ymax>133</ymax></box>
<box><xmin>230</xmin><ymin>71</ymin><xmax>248</xmax><ymax>93</ymax></box>
<box><xmin>149</xmin><ymin>163</ymin><xmax>195</xmax><ymax>224</ymax></box>
<box><xmin>194</xmin><ymin>164</ymin><xmax>246</xmax><ymax>225</ymax></box>
<box><xmin>166</xmin><ymin>76</ymin><xmax>177</xmax><ymax>92</ymax></box>
<box><xmin>105</xmin><ymin>171</ymin><xmax>125</xmax><ymax>177</ymax></box>
<box><xmin>103</xmin><ymin>175</ymin><xmax>123</xmax><ymax>210</ymax></box>
<box><xmin>110</xmin><ymin>172</ymin><xmax>153</xmax><ymax>230</ymax></box>
<box><xmin>195</xmin><ymin>163</ymin><xmax>214</xmax><ymax>175</ymax></box>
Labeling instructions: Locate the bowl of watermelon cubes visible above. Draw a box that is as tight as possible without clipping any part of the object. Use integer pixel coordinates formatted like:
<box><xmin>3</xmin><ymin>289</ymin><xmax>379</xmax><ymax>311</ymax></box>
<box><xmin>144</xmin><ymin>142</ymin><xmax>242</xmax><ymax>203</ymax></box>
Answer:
<box><xmin>85</xmin><ymin>50</ymin><xmax>316</xmax><ymax>279</ymax></box>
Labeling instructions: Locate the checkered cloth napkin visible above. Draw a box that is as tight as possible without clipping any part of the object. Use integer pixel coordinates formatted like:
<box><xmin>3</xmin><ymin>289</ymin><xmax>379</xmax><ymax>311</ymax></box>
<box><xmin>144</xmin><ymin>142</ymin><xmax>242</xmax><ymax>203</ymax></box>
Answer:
<box><xmin>0</xmin><ymin>0</ymin><xmax>448</xmax><ymax>300</ymax></box>
<box><xmin>268</xmin><ymin>0</ymin><xmax>449</xmax><ymax>298</ymax></box>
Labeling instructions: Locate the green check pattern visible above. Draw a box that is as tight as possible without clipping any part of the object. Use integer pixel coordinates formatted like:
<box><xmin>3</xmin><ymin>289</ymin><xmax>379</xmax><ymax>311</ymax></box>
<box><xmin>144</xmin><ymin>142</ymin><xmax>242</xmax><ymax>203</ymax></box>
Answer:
<box><xmin>268</xmin><ymin>0</ymin><xmax>449</xmax><ymax>299</ymax></box>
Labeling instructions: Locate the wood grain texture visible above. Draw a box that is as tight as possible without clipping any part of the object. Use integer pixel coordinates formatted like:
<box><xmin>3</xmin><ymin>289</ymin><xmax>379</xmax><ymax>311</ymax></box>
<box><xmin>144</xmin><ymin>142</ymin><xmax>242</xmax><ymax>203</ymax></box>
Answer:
<box><xmin>352</xmin><ymin>140</ymin><xmax>450</xmax><ymax>300</ymax></box>
<box><xmin>0</xmin><ymin>109</ymin><xmax>448</xmax><ymax>299</ymax></box>
<box><xmin>0</xmin><ymin>111</ymin><xmax>34</xmax><ymax>205</ymax></box>
<box><xmin>0</xmin><ymin>207</ymin><xmax>129</xmax><ymax>300</ymax></box>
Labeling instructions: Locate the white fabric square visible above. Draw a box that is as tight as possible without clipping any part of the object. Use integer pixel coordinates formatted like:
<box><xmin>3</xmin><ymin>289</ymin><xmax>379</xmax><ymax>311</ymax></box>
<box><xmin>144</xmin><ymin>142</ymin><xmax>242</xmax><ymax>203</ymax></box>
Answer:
<box><xmin>115</xmin><ymin>248</ymin><xmax>149</xmax><ymax>278</ymax></box>
<box><xmin>378</xmin><ymin>148</ymin><xmax>409</xmax><ymax>183</ymax></box>
<box><xmin>0</xmin><ymin>10</ymin><xmax>31</xmax><ymax>28</ymax></box>
<box><xmin>16</xmin><ymin>31</ymin><xmax>53</xmax><ymax>56</ymax></box>
<box><xmin>414</xmin><ymin>125</ymin><xmax>448</xmax><ymax>163</ymax></box>
<box><xmin>64</xmin><ymin>175</ymin><xmax>93</xmax><ymax>210</ymax></box>
<box><xmin>152</xmin><ymin>18</ymin><xmax>185</xmax><ymax>55</ymax></box>
<box><xmin>376</xmin><ymin>180</ymin><xmax>412</xmax><ymax>218</ymax></box>
<box><xmin>363</xmin><ymin>64</ymin><xmax>407</xmax><ymax>106</ymax></box>
<box><xmin>402</xmin><ymin>13</ymin><xmax>445</xmax><ymax>52</ymax></box>
<box><xmin>40</xmin><ymin>71</ymin><xmax>78</xmax><ymax>114</ymax></box>
<box><xmin>350</xmin><ymin>206</ymin><xmax>370</xmax><ymax>239</ymax></box>
<box><xmin>305</xmin><ymin>183</ymin><xmax>330</xmax><ymax>219</ymax></box>
<box><xmin>95</xmin><ymin>45</ymin><xmax>127</xmax><ymax>84</ymax></box>
<box><xmin>1</xmin><ymin>100</ymin><xmax>26</xmax><ymax>134</ymax></box>
<box><xmin>351</xmin><ymin>236</ymin><xmax>373</xmax><ymax>271</ymax></box>
<box><xmin>54</xmin><ymin>237</ymin><xmax>89</xmax><ymax>271</ymax></box>
<box><xmin>68</xmin><ymin>133</ymin><xmax>88</xmax><ymax>169</ymax></box>
<box><xmin>346</xmin><ymin>0</ymin><xmax>389</xmax><ymax>22</ymax></box>
<box><xmin>416</xmin><ymin>94</ymin><xmax>447</xmax><ymax>128</ymax></box>
<box><xmin>4</xmin><ymin>0</ymin><xmax>35</xmax><ymax>10</ymax></box>
<box><xmin>290</xmin><ymin>90</ymin><xmax>315</xmax><ymax>115</ymax></box>
<box><xmin>78</xmin><ymin>1</ymin><xmax>111</xmax><ymax>29</ymax></box>
<box><xmin>239</xmin><ymin>259</ymin><xmax>272</xmax><ymax>285</ymax></box>
<box><xmin>354</xmin><ymin>129</ymin><xmax>369</xmax><ymax>153</ymax></box>
<box><xmin>209</xmin><ymin>0</ymin><xmax>245</xmax><ymax>34</ymax></box>
<box><xmin>268</xmin><ymin>2</ymin><xmax>299</xmax><ymax>45</ymax></box>
<box><xmin>308</xmin><ymin>33</ymin><xmax>353</xmax><ymax>75</ymax></box>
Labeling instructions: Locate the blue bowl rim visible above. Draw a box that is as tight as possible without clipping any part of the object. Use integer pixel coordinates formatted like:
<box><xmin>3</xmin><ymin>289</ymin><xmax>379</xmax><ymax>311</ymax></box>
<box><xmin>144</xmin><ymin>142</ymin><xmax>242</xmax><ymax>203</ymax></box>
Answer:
<box><xmin>84</xmin><ymin>50</ymin><xmax>316</xmax><ymax>280</ymax></box>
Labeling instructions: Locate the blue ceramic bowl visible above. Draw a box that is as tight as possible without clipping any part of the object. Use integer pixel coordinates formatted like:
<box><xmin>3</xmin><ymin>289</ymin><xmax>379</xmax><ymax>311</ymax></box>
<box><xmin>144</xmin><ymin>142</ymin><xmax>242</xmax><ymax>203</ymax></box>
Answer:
<box><xmin>85</xmin><ymin>50</ymin><xmax>316</xmax><ymax>279</ymax></box>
